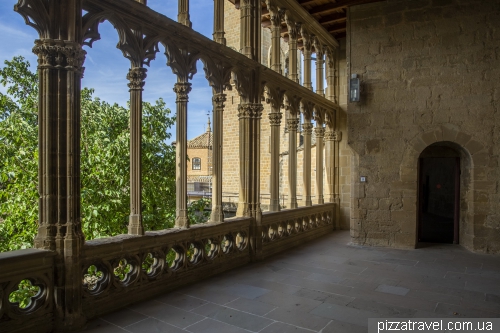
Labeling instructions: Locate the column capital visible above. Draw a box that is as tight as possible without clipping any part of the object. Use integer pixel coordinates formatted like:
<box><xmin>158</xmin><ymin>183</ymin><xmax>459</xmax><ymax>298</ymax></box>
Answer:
<box><xmin>315</xmin><ymin>126</ymin><xmax>325</xmax><ymax>138</ymax></box>
<box><xmin>312</xmin><ymin>37</ymin><xmax>324</xmax><ymax>58</ymax></box>
<box><xmin>33</xmin><ymin>39</ymin><xmax>86</xmax><ymax>74</ymax></box>
<box><xmin>127</xmin><ymin>67</ymin><xmax>147</xmax><ymax>91</ymax></box>
<box><xmin>173</xmin><ymin>82</ymin><xmax>192</xmax><ymax>102</ymax></box>
<box><xmin>238</xmin><ymin>103</ymin><xmax>263</xmax><ymax>119</ymax></box>
<box><xmin>302</xmin><ymin>122</ymin><xmax>313</xmax><ymax>135</ymax></box>
<box><xmin>268</xmin><ymin>111</ymin><xmax>282</xmax><ymax>126</ymax></box>
<box><xmin>324</xmin><ymin>129</ymin><xmax>335</xmax><ymax>141</ymax></box>
<box><xmin>300</xmin><ymin>27</ymin><xmax>313</xmax><ymax>52</ymax></box>
<box><xmin>285</xmin><ymin>15</ymin><xmax>300</xmax><ymax>40</ymax></box>
<box><xmin>213</xmin><ymin>93</ymin><xmax>227</xmax><ymax>109</ymax></box>
<box><xmin>287</xmin><ymin>118</ymin><xmax>300</xmax><ymax>131</ymax></box>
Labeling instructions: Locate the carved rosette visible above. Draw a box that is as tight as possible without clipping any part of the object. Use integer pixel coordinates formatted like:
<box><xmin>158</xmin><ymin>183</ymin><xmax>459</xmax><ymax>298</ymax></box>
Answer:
<box><xmin>324</xmin><ymin>130</ymin><xmax>335</xmax><ymax>141</ymax></box>
<box><xmin>126</xmin><ymin>68</ymin><xmax>147</xmax><ymax>91</ymax></box>
<box><xmin>315</xmin><ymin>126</ymin><xmax>325</xmax><ymax>138</ymax></box>
<box><xmin>173</xmin><ymin>82</ymin><xmax>192</xmax><ymax>103</ymax></box>
<box><xmin>213</xmin><ymin>94</ymin><xmax>227</xmax><ymax>110</ymax></box>
<box><xmin>237</xmin><ymin>103</ymin><xmax>263</xmax><ymax>120</ymax></box>
<box><xmin>302</xmin><ymin>122</ymin><xmax>313</xmax><ymax>135</ymax></box>
<box><xmin>268</xmin><ymin>112</ymin><xmax>282</xmax><ymax>126</ymax></box>
<box><xmin>286</xmin><ymin>118</ymin><xmax>300</xmax><ymax>132</ymax></box>
<box><xmin>32</xmin><ymin>39</ymin><xmax>86</xmax><ymax>74</ymax></box>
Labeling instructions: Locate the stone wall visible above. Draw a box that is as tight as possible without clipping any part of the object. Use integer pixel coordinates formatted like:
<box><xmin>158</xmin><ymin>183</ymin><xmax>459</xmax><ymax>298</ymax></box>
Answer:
<box><xmin>347</xmin><ymin>0</ymin><xmax>500</xmax><ymax>253</ymax></box>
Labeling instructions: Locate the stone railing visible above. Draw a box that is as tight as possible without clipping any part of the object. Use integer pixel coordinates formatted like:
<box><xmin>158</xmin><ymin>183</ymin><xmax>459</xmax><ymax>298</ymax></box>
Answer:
<box><xmin>0</xmin><ymin>204</ymin><xmax>335</xmax><ymax>332</ymax></box>
<box><xmin>261</xmin><ymin>203</ymin><xmax>335</xmax><ymax>259</ymax></box>
<box><xmin>0</xmin><ymin>249</ymin><xmax>56</xmax><ymax>333</ymax></box>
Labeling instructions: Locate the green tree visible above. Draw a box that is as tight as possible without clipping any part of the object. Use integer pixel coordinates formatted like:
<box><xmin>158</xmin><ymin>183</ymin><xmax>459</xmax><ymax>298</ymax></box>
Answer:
<box><xmin>0</xmin><ymin>56</ymin><xmax>179</xmax><ymax>252</ymax></box>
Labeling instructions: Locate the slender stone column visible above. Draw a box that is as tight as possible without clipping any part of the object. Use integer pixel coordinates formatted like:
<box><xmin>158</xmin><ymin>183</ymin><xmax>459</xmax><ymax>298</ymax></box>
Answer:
<box><xmin>240</xmin><ymin>0</ymin><xmax>261</xmax><ymax>62</ymax></box>
<box><xmin>285</xmin><ymin>14</ymin><xmax>300</xmax><ymax>83</ymax></box>
<box><xmin>313</xmin><ymin>38</ymin><xmax>325</xmax><ymax>97</ymax></box>
<box><xmin>266</xmin><ymin>1</ymin><xmax>283</xmax><ymax>73</ymax></box>
<box><xmin>174</xmin><ymin>82</ymin><xmax>192</xmax><ymax>228</ymax></box>
<box><xmin>127</xmin><ymin>68</ymin><xmax>147</xmax><ymax>235</ymax></box>
<box><xmin>287</xmin><ymin>117</ymin><xmax>299</xmax><ymax>209</ymax></box>
<box><xmin>210</xmin><ymin>93</ymin><xmax>226</xmax><ymax>222</ymax></box>
<box><xmin>268</xmin><ymin>111</ymin><xmax>282</xmax><ymax>211</ymax></box>
<box><xmin>213</xmin><ymin>0</ymin><xmax>226</xmax><ymax>45</ymax></box>
<box><xmin>301</xmin><ymin>27</ymin><xmax>313</xmax><ymax>90</ymax></box>
<box><xmin>325</xmin><ymin>126</ymin><xmax>335</xmax><ymax>203</ymax></box>
<box><xmin>302</xmin><ymin>117</ymin><xmax>313</xmax><ymax>206</ymax></box>
<box><xmin>236</xmin><ymin>103</ymin><xmax>263</xmax><ymax>217</ymax></box>
<box><xmin>326</xmin><ymin>47</ymin><xmax>336</xmax><ymax>103</ymax></box>
<box><xmin>178</xmin><ymin>0</ymin><xmax>192</xmax><ymax>28</ymax></box>
<box><xmin>315</xmin><ymin>124</ymin><xmax>325</xmax><ymax>204</ymax></box>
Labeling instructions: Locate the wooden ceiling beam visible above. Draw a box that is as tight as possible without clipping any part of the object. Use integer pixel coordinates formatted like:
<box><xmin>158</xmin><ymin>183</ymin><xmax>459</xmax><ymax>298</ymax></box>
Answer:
<box><xmin>318</xmin><ymin>12</ymin><xmax>346</xmax><ymax>25</ymax></box>
<box><xmin>308</xmin><ymin>0</ymin><xmax>384</xmax><ymax>16</ymax></box>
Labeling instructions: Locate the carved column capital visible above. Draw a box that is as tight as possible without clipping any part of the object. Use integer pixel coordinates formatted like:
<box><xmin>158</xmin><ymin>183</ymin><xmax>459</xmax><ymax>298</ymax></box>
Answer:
<box><xmin>212</xmin><ymin>93</ymin><xmax>227</xmax><ymax>109</ymax></box>
<box><xmin>287</xmin><ymin>118</ymin><xmax>300</xmax><ymax>131</ymax></box>
<box><xmin>285</xmin><ymin>18</ymin><xmax>300</xmax><ymax>40</ymax></box>
<box><xmin>173</xmin><ymin>82</ymin><xmax>192</xmax><ymax>102</ymax></box>
<box><xmin>268</xmin><ymin>112</ymin><xmax>282</xmax><ymax>126</ymax></box>
<box><xmin>302</xmin><ymin>122</ymin><xmax>313</xmax><ymax>135</ymax></box>
<box><xmin>324</xmin><ymin>129</ymin><xmax>335</xmax><ymax>141</ymax></box>
<box><xmin>33</xmin><ymin>39</ymin><xmax>86</xmax><ymax>74</ymax></box>
<box><xmin>313</xmin><ymin>37</ymin><xmax>324</xmax><ymax>59</ymax></box>
<box><xmin>300</xmin><ymin>28</ymin><xmax>312</xmax><ymax>52</ymax></box>
<box><xmin>238</xmin><ymin>103</ymin><xmax>263</xmax><ymax>119</ymax></box>
<box><xmin>315</xmin><ymin>126</ymin><xmax>325</xmax><ymax>138</ymax></box>
<box><xmin>126</xmin><ymin>67</ymin><xmax>147</xmax><ymax>90</ymax></box>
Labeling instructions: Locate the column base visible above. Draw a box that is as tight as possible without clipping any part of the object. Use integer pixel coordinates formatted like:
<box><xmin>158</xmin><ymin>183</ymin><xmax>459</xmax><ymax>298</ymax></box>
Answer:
<box><xmin>305</xmin><ymin>198</ymin><xmax>312</xmax><ymax>207</ymax></box>
<box><xmin>317</xmin><ymin>196</ymin><xmax>324</xmax><ymax>205</ymax></box>
<box><xmin>236</xmin><ymin>202</ymin><xmax>250</xmax><ymax>217</ymax></box>
<box><xmin>128</xmin><ymin>214</ymin><xmax>144</xmax><ymax>235</ymax></box>
<box><xmin>269</xmin><ymin>201</ymin><xmax>280</xmax><ymax>212</ymax></box>
<box><xmin>210</xmin><ymin>207</ymin><xmax>224</xmax><ymax>223</ymax></box>
<box><xmin>175</xmin><ymin>212</ymin><xmax>189</xmax><ymax>228</ymax></box>
<box><xmin>288</xmin><ymin>199</ymin><xmax>298</xmax><ymax>209</ymax></box>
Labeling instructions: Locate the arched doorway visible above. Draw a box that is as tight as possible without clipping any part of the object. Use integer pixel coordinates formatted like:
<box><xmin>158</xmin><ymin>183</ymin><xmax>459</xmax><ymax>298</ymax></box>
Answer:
<box><xmin>418</xmin><ymin>143</ymin><xmax>460</xmax><ymax>244</ymax></box>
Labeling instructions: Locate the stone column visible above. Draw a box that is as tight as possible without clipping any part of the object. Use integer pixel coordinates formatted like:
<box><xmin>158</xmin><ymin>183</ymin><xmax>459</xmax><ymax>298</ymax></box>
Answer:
<box><xmin>269</xmin><ymin>111</ymin><xmax>282</xmax><ymax>211</ymax></box>
<box><xmin>285</xmin><ymin>14</ymin><xmax>300</xmax><ymax>83</ymax></box>
<box><xmin>240</xmin><ymin>0</ymin><xmax>261</xmax><ymax>62</ymax></box>
<box><xmin>301</xmin><ymin>27</ymin><xmax>313</xmax><ymax>91</ymax></box>
<box><xmin>302</xmin><ymin>115</ymin><xmax>313</xmax><ymax>206</ymax></box>
<box><xmin>313</xmin><ymin>38</ymin><xmax>325</xmax><ymax>97</ymax></box>
<box><xmin>210</xmin><ymin>93</ymin><xmax>226</xmax><ymax>222</ymax></box>
<box><xmin>266</xmin><ymin>1</ymin><xmax>283</xmax><ymax>73</ymax></box>
<box><xmin>326</xmin><ymin>47</ymin><xmax>336</xmax><ymax>103</ymax></box>
<box><xmin>325</xmin><ymin>125</ymin><xmax>335</xmax><ymax>203</ymax></box>
<box><xmin>286</xmin><ymin>117</ymin><xmax>299</xmax><ymax>209</ymax></box>
<box><xmin>178</xmin><ymin>0</ymin><xmax>192</xmax><ymax>28</ymax></box>
<box><xmin>127</xmin><ymin>68</ymin><xmax>147</xmax><ymax>235</ymax></box>
<box><xmin>213</xmin><ymin>0</ymin><xmax>226</xmax><ymax>45</ymax></box>
<box><xmin>174</xmin><ymin>82</ymin><xmax>192</xmax><ymax>228</ymax></box>
<box><xmin>315</xmin><ymin>123</ymin><xmax>325</xmax><ymax>204</ymax></box>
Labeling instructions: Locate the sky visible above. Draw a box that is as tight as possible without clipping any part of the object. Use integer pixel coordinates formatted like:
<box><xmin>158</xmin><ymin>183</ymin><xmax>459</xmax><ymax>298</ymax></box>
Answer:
<box><xmin>0</xmin><ymin>0</ymin><xmax>215</xmax><ymax>142</ymax></box>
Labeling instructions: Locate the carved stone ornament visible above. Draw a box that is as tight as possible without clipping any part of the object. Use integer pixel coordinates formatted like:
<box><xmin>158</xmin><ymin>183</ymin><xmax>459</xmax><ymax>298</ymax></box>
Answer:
<box><xmin>333</xmin><ymin>130</ymin><xmax>342</xmax><ymax>142</ymax></box>
<box><xmin>302</xmin><ymin>122</ymin><xmax>314</xmax><ymax>135</ymax></box>
<box><xmin>268</xmin><ymin>112</ymin><xmax>282</xmax><ymax>126</ymax></box>
<box><xmin>126</xmin><ymin>67</ymin><xmax>147</xmax><ymax>90</ymax></box>
<box><xmin>32</xmin><ymin>39</ymin><xmax>86</xmax><ymax>73</ymax></box>
<box><xmin>286</xmin><ymin>19</ymin><xmax>300</xmax><ymax>40</ymax></box>
<box><xmin>213</xmin><ymin>94</ymin><xmax>227</xmax><ymax>110</ymax></box>
<box><xmin>238</xmin><ymin>103</ymin><xmax>263</xmax><ymax>119</ymax></box>
<box><xmin>324</xmin><ymin>130</ymin><xmax>335</xmax><ymax>141</ymax></box>
<box><xmin>300</xmin><ymin>28</ymin><xmax>312</xmax><ymax>52</ymax></box>
<box><xmin>287</xmin><ymin>118</ymin><xmax>300</xmax><ymax>132</ymax></box>
<box><xmin>173</xmin><ymin>82</ymin><xmax>192</xmax><ymax>103</ymax></box>
<box><xmin>315</xmin><ymin>126</ymin><xmax>325</xmax><ymax>138</ymax></box>
<box><xmin>325</xmin><ymin>46</ymin><xmax>335</xmax><ymax>68</ymax></box>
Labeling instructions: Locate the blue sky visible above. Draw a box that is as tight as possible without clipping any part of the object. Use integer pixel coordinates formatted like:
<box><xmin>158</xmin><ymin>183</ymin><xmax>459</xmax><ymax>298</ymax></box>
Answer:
<box><xmin>0</xmin><ymin>0</ymin><xmax>215</xmax><ymax>142</ymax></box>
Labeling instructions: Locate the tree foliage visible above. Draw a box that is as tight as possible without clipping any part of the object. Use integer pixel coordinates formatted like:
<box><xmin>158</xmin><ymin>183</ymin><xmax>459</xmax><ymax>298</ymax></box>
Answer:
<box><xmin>0</xmin><ymin>56</ymin><xmax>187</xmax><ymax>252</ymax></box>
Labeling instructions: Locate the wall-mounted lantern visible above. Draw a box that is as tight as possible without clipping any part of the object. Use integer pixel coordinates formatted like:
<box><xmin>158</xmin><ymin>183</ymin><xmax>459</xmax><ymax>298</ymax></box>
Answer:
<box><xmin>350</xmin><ymin>74</ymin><xmax>360</xmax><ymax>102</ymax></box>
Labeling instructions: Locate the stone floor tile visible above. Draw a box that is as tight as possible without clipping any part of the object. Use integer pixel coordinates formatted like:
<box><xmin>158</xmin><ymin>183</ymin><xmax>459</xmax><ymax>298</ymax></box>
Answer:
<box><xmin>375</xmin><ymin>284</ymin><xmax>410</xmax><ymax>296</ymax></box>
<box><xmin>84</xmin><ymin>319</ymin><xmax>130</xmax><ymax>333</ymax></box>
<box><xmin>180</xmin><ymin>287</ymin><xmax>240</xmax><ymax>305</ymax></box>
<box><xmin>155</xmin><ymin>292</ymin><xmax>207</xmax><ymax>311</ymax></box>
<box><xmin>191</xmin><ymin>303</ymin><xmax>274</xmax><ymax>332</ymax></box>
<box><xmin>406</xmin><ymin>289</ymin><xmax>462</xmax><ymax>305</ymax></box>
<box><xmin>347</xmin><ymin>298</ymin><xmax>417</xmax><ymax>317</ymax></box>
<box><xmin>264</xmin><ymin>307</ymin><xmax>330</xmax><ymax>331</ymax></box>
<box><xmin>184</xmin><ymin>318</ymin><xmax>250</xmax><ymax>333</ymax></box>
<box><xmin>372</xmin><ymin>258</ymin><xmax>418</xmax><ymax>266</ymax></box>
<box><xmin>101</xmin><ymin>308</ymin><xmax>148</xmax><ymax>328</ymax></box>
<box><xmin>125</xmin><ymin>318</ymin><xmax>186</xmax><ymax>333</ymax></box>
<box><xmin>280</xmin><ymin>276</ymin><xmax>353</xmax><ymax>295</ymax></box>
<box><xmin>242</xmin><ymin>279</ymin><xmax>302</xmax><ymax>295</ymax></box>
<box><xmin>222</xmin><ymin>283</ymin><xmax>271</xmax><ymax>299</ymax></box>
<box><xmin>309</xmin><ymin>303</ymin><xmax>374</xmax><ymax>326</ymax></box>
<box><xmin>128</xmin><ymin>300</ymin><xmax>204</xmax><ymax>329</ymax></box>
<box><xmin>256</xmin><ymin>290</ymin><xmax>323</xmax><ymax>312</ymax></box>
<box><xmin>292</xmin><ymin>288</ymin><xmax>355</xmax><ymax>306</ymax></box>
<box><xmin>434</xmin><ymin>302</ymin><xmax>499</xmax><ymax>318</ymax></box>
<box><xmin>224</xmin><ymin>297</ymin><xmax>277</xmax><ymax>316</ymax></box>
<box><xmin>321</xmin><ymin>319</ymin><xmax>367</xmax><ymax>333</ymax></box>
<box><xmin>305</xmin><ymin>272</ymin><xmax>346</xmax><ymax>284</ymax></box>
<box><xmin>259</xmin><ymin>321</ymin><xmax>315</xmax><ymax>333</ymax></box>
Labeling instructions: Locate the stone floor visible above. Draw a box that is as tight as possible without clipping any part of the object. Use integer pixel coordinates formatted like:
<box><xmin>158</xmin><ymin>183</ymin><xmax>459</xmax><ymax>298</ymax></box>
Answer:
<box><xmin>82</xmin><ymin>231</ymin><xmax>500</xmax><ymax>333</ymax></box>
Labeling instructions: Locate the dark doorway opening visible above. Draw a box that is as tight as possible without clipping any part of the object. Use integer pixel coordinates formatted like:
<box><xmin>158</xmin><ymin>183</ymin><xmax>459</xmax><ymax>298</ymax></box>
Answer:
<box><xmin>418</xmin><ymin>147</ymin><xmax>460</xmax><ymax>244</ymax></box>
